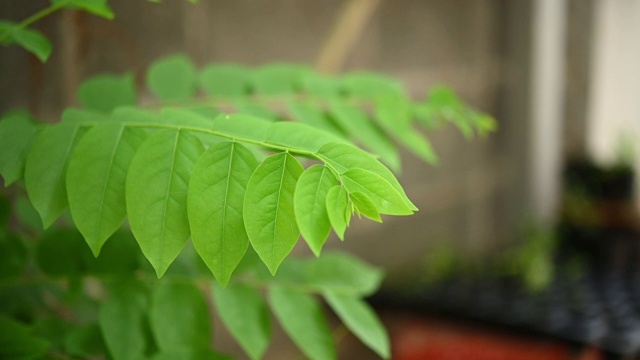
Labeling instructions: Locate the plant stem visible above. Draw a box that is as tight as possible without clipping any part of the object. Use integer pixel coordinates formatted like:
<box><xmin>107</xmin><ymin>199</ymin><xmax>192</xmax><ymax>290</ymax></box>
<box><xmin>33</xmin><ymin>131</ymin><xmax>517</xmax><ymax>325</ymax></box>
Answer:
<box><xmin>18</xmin><ymin>4</ymin><xmax>65</xmax><ymax>29</ymax></box>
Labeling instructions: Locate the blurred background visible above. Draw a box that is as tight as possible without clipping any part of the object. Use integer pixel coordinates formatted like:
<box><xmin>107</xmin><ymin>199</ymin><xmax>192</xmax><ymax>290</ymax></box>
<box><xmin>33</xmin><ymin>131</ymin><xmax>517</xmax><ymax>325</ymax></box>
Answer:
<box><xmin>1</xmin><ymin>0</ymin><xmax>639</xmax><ymax>359</ymax></box>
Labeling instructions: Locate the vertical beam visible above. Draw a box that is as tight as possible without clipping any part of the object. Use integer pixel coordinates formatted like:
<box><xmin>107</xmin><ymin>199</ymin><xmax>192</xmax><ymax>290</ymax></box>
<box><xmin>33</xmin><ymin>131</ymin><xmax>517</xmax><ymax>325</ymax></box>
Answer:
<box><xmin>530</xmin><ymin>0</ymin><xmax>568</xmax><ymax>221</ymax></box>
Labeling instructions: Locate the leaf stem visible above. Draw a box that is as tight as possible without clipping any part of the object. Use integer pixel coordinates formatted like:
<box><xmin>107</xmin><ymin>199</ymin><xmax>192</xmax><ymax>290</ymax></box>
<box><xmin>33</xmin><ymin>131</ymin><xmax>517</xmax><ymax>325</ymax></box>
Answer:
<box><xmin>18</xmin><ymin>4</ymin><xmax>65</xmax><ymax>29</ymax></box>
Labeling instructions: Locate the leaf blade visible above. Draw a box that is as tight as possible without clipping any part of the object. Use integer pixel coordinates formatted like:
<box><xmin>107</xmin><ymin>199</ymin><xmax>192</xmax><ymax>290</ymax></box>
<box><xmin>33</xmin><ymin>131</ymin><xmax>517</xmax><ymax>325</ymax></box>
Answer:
<box><xmin>342</xmin><ymin>168</ymin><xmax>413</xmax><ymax>215</ymax></box>
<box><xmin>188</xmin><ymin>142</ymin><xmax>258</xmax><ymax>286</ymax></box>
<box><xmin>325</xmin><ymin>185</ymin><xmax>350</xmax><ymax>240</ymax></box>
<box><xmin>0</xmin><ymin>111</ymin><xmax>38</xmax><ymax>186</ymax></box>
<box><xmin>126</xmin><ymin>129</ymin><xmax>204</xmax><ymax>277</ymax></box>
<box><xmin>244</xmin><ymin>153</ymin><xmax>303</xmax><ymax>274</ymax></box>
<box><xmin>294</xmin><ymin>165</ymin><xmax>338</xmax><ymax>256</ymax></box>
<box><xmin>146</xmin><ymin>54</ymin><xmax>196</xmax><ymax>101</ymax></box>
<box><xmin>77</xmin><ymin>74</ymin><xmax>137</xmax><ymax>114</ymax></box>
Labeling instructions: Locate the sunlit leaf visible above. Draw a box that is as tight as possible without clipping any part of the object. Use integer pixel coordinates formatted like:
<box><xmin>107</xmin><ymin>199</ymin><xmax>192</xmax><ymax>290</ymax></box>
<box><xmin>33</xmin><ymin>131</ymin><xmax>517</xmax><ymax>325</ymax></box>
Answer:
<box><xmin>244</xmin><ymin>153</ymin><xmax>303</xmax><ymax>274</ymax></box>
<box><xmin>341</xmin><ymin>168</ymin><xmax>413</xmax><ymax>215</ymax></box>
<box><xmin>126</xmin><ymin>129</ymin><xmax>204</xmax><ymax>277</ymax></box>
<box><xmin>325</xmin><ymin>185</ymin><xmax>350</xmax><ymax>240</ymax></box>
<box><xmin>294</xmin><ymin>165</ymin><xmax>338</xmax><ymax>256</ymax></box>
<box><xmin>188</xmin><ymin>142</ymin><xmax>258</xmax><ymax>286</ymax></box>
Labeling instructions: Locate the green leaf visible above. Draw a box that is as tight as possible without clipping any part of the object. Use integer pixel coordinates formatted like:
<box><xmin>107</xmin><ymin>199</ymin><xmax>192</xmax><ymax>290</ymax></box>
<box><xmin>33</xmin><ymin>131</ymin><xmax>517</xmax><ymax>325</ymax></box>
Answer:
<box><xmin>211</xmin><ymin>113</ymin><xmax>271</xmax><ymax>143</ymax></box>
<box><xmin>7</xmin><ymin>25</ymin><xmax>52</xmax><ymax>62</ymax></box>
<box><xmin>99</xmin><ymin>280</ymin><xmax>148</xmax><ymax>360</ymax></box>
<box><xmin>328</xmin><ymin>100</ymin><xmax>400</xmax><ymax>170</ymax></box>
<box><xmin>269</xmin><ymin>287</ymin><xmax>336</xmax><ymax>360</ymax></box>
<box><xmin>286</xmin><ymin>101</ymin><xmax>345</xmax><ymax>137</ymax></box>
<box><xmin>325</xmin><ymin>185</ymin><xmax>350</xmax><ymax>240</ymax></box>
<box><xmin>374</xmin><ymin>97</ymin><xmax>437</xmax><ymax>164</ymax></box>
<box><xmin>0</xmin><ymin>232</ymin><xmax>27</xmax><ymax>278</ymax></box>
<box><xmin>36</xmin><ymin>229</ymin><xmax>89</xmax><ymax>276</ymax></box>
<box><xmin>244</xmin><ymin>153</ymin><xmax>304</xmax><ymax>274</ymax></box>
<box><xmin>300</xmin><ymin>72</ymin><xmax>340</xmax><ymax>97</ymax></box>
<box><xmin>318</xmin><ymin>142</ymin><xmax>417</xmax><ymax>211</ymax></box>
<box><xmin>0</xmin><ymin>316</ymin><xmax>50</xmax><ymax>359</ymax></box>
<box><xmin>82</xmin><ymin>231</ymin><xmax>141</xmax><ymax>274</ymax></box>
<box><xmin>67</xmin><ymin>123</ymin><xmax>147</xmax><ymax>255</ymax></box>
<box><xmin>25</xmin><ymin>123</ymin><xmax>86</xmax><ymax>228</ymax></box>
<box><xmin>150</xmin><ymin>282</ymin><xmax>211</xmax><ymax>351</ymax></box>
<box><xmin>77</xmin><ymin>74</ymin><xmax>137</xmax><ymax>114</ymax></box>
<box><xmin>306</xmin><ymin>252</ymin><xmax>383</xmax><ymax>296</ymax></box>
<box><xmin>126</xmin><ymin>129</ymin><xmax>204</xmax><ymax>277</ymax></box>
<box><xmin>324</xmin><ymin>292</ymin><xmax>390</xmax><ymax>359</ymax></box>
<box><xmin>342</xmin><ymin>168</ymin><xmax>413</xmax><ymax>215</ymax></box>
<box><xmin>53</xmin><ymin>0</ymin><xmax>115</xmax><ymax>19</ymax></box>
<box><xmin>232</xmin><ymin>98</ymin><xmax>280</xmax><ymax>121</ymax></box>
<box><xmin>350</xmin><ymin>192</ymin><xmax>381</xmax><ymax>222</ymax></box>
<box><xmin>64</xmin><ymin>324</ymin><xmax>107</xmax><ymax>357</ymax></box>
<box><xmin>213</xmin><ymin>283</ymin><xmax>271</xmax><ymax>360</ymax></box>
<box><xmin>112</xmin><ymin>107</ymin><xmax>161</xmax><ymax>123</ymax></box>
<box><xmin>0</xmin><ymin>110</ymin><xmax>38</xmax><ymax>186</ymax></box>
<box><xmin>188</xmin><ymin>142</ymin><xmax>258</xmax><ymax>286</ymax></box>
<box><xmin>266</xmin><ymin>121</ymin><xmax>346</xmax><ymax>153</ymax></box>
<box><xmin>199</xmin><ymin>64</ymin><xmax>249</xmax><ymax>97</ymax></box>
<box><xmin>61</xmin><ymin>107</ymin><xmax>110</xmax><ymax>124</ymax></box>
<box><xmin>341</xmin><ymin>72</ymin><xmax>405</xmax><ymax>98</ymax></box>
<box><xmin>251</xmin><ymin>64</ymin><xmax>311</xmax><ymax>95</ymax></box>
<box><xmin>146</xmin><ymin>54</ymin><xmax>196</xmax><ymax>101</ymax></box>
<box><xmin>153</xmin><ymin>348</ymin><xmax>232</xmax><ymax>360</ymax></box>
<box><xmin>294</xmin><ymin>165</ymin><xmax>338</xmax><ymax>256</ymax></box>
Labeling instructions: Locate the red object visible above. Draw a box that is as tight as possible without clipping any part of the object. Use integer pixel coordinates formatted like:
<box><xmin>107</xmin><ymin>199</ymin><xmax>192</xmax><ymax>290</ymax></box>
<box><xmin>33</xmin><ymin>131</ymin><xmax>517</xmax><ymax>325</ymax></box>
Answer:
<box><xmin>393</xmin><ymin>319</ymin><xmax>579</xmax><ymax>360</ymax></box>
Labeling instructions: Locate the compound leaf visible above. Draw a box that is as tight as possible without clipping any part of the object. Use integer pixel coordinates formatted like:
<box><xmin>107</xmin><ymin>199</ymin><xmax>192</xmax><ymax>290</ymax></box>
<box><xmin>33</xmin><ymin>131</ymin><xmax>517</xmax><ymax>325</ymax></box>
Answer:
<box><xmin>269</xmin><ymin>287</ymin><xmax>335</xmax><ymax>360</ymax></box>
<box><xmin>213</xmin><ymin>283</ymin><xmax>271</xmax><ymax>360</ymax></box>
<box><xmin>150</xmin><ymin>282</ymin><xmax>211</xmax><ymax>351</ymax></box>
<box><xmin>67</xmin><ymin>123</ymin><xmax>147</xmax><ymax>256</ymax></box>
<box><xmin>25</xmin><ymin>123</ymin><xmax>86</xmax><ymax>228</ymax></box>
<box><xmin>324</xmin><ymin>292</ymin><xmax>390</xmax><ymax>359</ymax></box>
<box><xmin>342</xmin><ymin>168</ymin><xmax>413</xmax><ymax>216</ymax></box>
<box><xmin>0</xmin><ymin>111</ymin><xmax>38</xmax><ymax>186</ymax></box>
<box><xmin>294</xmin><ymin>165</ymin><xmax>338</xmax><ymax>256</ymax></box>
<box><xmin>147</xmin><ymin>54</ymin><xmax>196</xmax><ymax>101</ymax></box>
<box><xmin>244</xmin><ymin>153</ymin><xmax>303</xmax><ymax>274</ymax></box>
<box><xmin>126</xmin><ymin>129</ymin><xmax>204</xmax><ymax>277</ymax></box>
<box><xmin>188</xmin><ymin>142</ymin><xmax>258</xmax><ymax>286</ymax></box>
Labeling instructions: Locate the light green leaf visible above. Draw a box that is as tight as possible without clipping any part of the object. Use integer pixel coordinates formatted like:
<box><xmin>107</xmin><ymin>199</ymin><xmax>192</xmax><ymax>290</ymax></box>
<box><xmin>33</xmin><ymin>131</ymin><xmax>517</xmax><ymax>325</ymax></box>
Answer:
<box><xmin>77</xmin><ymin>74</ymin><xmax>137</xmax><ymax>114</ymax></box>
<box><xmin>188</xmin><ymin>142</ymin><xmax>258</xmax><ymax>286</ymax></box>
<box><xmin>317</xmin><ymin>142</ymin><xmax>417</xmax><ymax>211</ymax></box>
<box><xmin>232</xmin><ymin>99</ymin><xmax>280</xmax><ymax>121</ymax></box>
<box><xmin>350</xmin><ymin>192</ymin><xmax>381</xmax><ymax>222</ymax></box>
<box><xmin>269</xmin><ymin>287</ymin><xmax>336</xmax><ymax>360</ymax></box>
<box><xmin>126</xmin><ymin>129</ymin><xmax>204</xmax><ymax>277</ymax></box>
<box><xmin>294</xmin><ymin>165</ymin><xmax>338</xmax><ymax>256</ymax></box>
<box><xmin>251</xmin><ymin>64</ymin><xmax>311</xmax><ymax>95</ymax></box>
<box><xmin>67</xmin><ymin>123</ymin><xmax>147</xmax><ymax>256</ymax></box>
<box><xmin>342</xmin><ymin>168</ymin><xmax>413</xmax><ymax>215</ymax></box>
<box><xmin>324</xmin><ymin>292</ymin><xmax>390</xmax><ymax>359</ymax></box>
<box><xmin>341</xmin><ymin>72</ymin><xmax>405</xmax><ymax>98</ymax></box>
<box><xmin>0</xmin><ymin>111</ymin><xmax>38</xmax><ymax>186</ymax></box>
<box><xmin>266</xmin><ymin>121</ymin><xmax>346</xmax><ymax>153</ymax></box>
<box><xmin>25</xmin><ymin>123</ymin><xmax>86</xmax><ymax>228</ymax></box>
<box><xmin>325</xmin><ymin>185</ymin><xmax>350</xmax><ymax>240</ymax></box>
<box><xmin>8</xmin><ymin>26</ymin><xmax>52</xmax><ymax>62</ymax></box>
<box><xmin>99</xmin><ymin>281</ymin><xmax>148</xmax><ymax>360</ymax></box>
<box><xmin>286</xmin><ymin>101</ymin><xmax>345</xmax><ymax>137</ymax></box>
<box><xmin>199</xmin><ymin>64</ymin><xmax>248</xmax><ymax>97</ymax></box>
<box><xmin>300</xmin><ymin>72</ymin><xmax>340</xmax><ymax>97</ymax></box>
<box><xmin>306</xmin><ymin>252</ymin><xmax>383</xmax><ymax>296</ymax></box>
<box><xmin>244</xmin><ymin>153</ymin><xmax>304</xmax><ymax>274</ymax></box>
<box><xmin>53</xmin><ymin>0</ymin><xmax>115</xmax><ymax>19</ymax></box>
<box><xmin>374</xmin><ymin>97</ymin><xmax>437</xmax><ymax>164</ymax></box>
<box><xmin>150</xmin><ymin>282</ymin><xmax>211</xmax><ymax>351</ymax></box>
<box><xmin>211</xmin><ymin>113</ymin><xmax>271</xmax><ymax>143</ymax></box>
<box><xmin>213</xmin><ymin>283</ymin><xmax>271</xmax><ymax>360</ymax></box>
<box><xmin>146</xmin><ymin>54</ymin><xmax>196</xmax><ymax>101</ymax></box>
<box><xmin>61</xmin><ymin>107</ymin><xmax>110</xmax><ymax>124</ymax></box>
<box><xmin>112</xmin><ymin>107</ymin><xmax>160</xmax><ymax>123</ymax></box>
<box><xmin>328</xmin><ymin>100</ymin><xmax>400</xmax><ymax>170</ymax></box>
